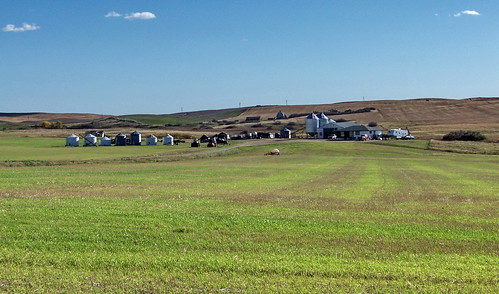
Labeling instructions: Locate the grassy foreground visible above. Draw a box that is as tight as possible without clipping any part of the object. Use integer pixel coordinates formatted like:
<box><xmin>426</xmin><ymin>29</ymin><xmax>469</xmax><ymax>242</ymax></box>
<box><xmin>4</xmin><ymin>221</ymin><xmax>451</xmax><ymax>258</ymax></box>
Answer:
<box><xmin>0</xmin><ymin>138</ymin><xmax>497</xmax><ymax>292</ymax></box>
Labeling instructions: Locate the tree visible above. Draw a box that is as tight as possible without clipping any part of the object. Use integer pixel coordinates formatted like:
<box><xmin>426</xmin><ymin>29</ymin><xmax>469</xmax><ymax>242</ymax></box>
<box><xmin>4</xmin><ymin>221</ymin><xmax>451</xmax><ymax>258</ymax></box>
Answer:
<box><xmin>52</xmin><ymin>121</ymin><xmax>64</xmax><ymax>129</ymax></box>
<box><xmin>41</xmin><ymin>121</ymin><xmax>51</xmax><ymax>128</ymax></box>
<box><xmin>442</xmin><ymin>130</ymin><xmax>486</xmax><ymax>141</ymax></box>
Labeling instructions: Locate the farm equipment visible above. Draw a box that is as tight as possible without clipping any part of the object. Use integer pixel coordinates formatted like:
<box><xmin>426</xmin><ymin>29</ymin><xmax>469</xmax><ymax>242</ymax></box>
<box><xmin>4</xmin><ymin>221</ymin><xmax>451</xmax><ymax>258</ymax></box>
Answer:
<box><xmin>191</xmin><ymin>139</ymin><xmax>200</xmax><ymax>147</ymax></box>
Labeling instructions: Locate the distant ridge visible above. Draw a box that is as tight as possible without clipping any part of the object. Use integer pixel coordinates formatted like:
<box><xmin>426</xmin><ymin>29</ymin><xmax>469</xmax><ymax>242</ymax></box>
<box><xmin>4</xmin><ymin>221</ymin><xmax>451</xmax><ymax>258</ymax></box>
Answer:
<box><xmin>1</xmin><ymin>98</ymin><xmax>498</xmax><ymax>140</ymax></box>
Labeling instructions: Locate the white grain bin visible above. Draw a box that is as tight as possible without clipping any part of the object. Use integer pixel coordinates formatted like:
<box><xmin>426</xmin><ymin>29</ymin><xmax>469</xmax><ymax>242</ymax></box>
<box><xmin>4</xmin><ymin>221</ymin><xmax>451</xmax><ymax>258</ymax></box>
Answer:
<box><xmin>163</xmin><ymin>134</ymin><xmax>174</xmax><ymax>145</ymax></box>
<box><xmin>146</xmin><ymin>135</ymin><xmax>157</xmax><ymax>146</ymax></box>
<box><xmin>100</xmin><ymin>136</ymin><xmax>112</xmax><ymax>146</ymax></box>
<box><xmin>65</xmin><ymin>134</ymin><xmax>79</xmax><ymax>147</ymax></box>
<box><xmin>319</xmin><ymin>113</ymin><xmax>330</xmax><ymax>128</ymax></box>
<box><xmin>305</xmin><ymin>113</ymin><xmax>319</xmax><ymax>135</ymax></box>
<box><xmin>83</xmin><ymin>133</ymin><xmax>97</xmax><ymax>146</ymax></box>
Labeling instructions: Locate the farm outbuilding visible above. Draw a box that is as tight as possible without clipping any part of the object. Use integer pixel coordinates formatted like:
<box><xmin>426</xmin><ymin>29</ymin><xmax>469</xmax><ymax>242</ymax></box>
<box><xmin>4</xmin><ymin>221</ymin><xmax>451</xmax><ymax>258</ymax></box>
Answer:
<box><xmin>318</xmin><ymin>121</ymin><xmax>382</xmax><ymax>140</ymax></box>
<box><xmin>65</xmin><ymin>134</ymin><xmax>79</xmax><ymax>147</ymax></box>
<box><xmin>163</xmin><ymin>134</ymin><xmax>174</xmax><ymax>145</ymax></box>
<box><xmin>280</xmin><ymin>128</ymin><xmax>292</xmax><ymax>139</ymax></box>
<box><xmin>130</xmin><ymin>131</ymin><xmax>142</xmax><ymax>145</ymax></box>
<box><xmin>100</xmin><ymin>136</ymin><xmax>112</xmax><ymax>146</ymax></box>
<box><xmin>146</xmin><ymin>135</ymin><xmax>157</xmax><ymax>145</ymax></box>
<box><xmin>275</xmin><ymin>111</ymin><xmax>287</xmax><ymax>120</ymax></box>
<box><xmin>83</xmin><ymin>134</ymin><xmax>97</xmax><ymax>146</ymax></box>
<box><xmin>115</xmin><ymin>133</ymin><xmax>127</xmax><ymax>146</ymax></box>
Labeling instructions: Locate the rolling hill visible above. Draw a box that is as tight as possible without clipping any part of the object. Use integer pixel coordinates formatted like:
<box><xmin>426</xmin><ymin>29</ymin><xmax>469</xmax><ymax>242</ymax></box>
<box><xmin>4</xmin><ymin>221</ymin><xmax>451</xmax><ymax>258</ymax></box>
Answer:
<box><xmin>1</xmin><ymin>97</ymin><xmax>498</xmax><ymax>140</ymax></box>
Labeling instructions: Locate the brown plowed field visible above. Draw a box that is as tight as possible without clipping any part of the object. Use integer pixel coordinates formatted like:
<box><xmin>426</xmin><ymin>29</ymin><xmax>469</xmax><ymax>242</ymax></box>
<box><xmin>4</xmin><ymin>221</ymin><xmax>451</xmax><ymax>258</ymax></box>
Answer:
<box><xmin>229</xmin><ymin>97</ymin><xmax>499</xmax><ymax>126</ymax></box>
<box><xmin>0</xmin><ymin>113</ymin><xmax>112</xmax><ymax>124</ymax></box>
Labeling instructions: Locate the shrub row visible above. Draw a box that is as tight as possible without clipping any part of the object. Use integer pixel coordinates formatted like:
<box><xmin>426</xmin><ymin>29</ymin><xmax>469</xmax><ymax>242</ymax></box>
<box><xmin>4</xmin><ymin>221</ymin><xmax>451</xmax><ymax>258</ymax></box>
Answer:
<box><xmin>443</xmin><ymin>130</ymin><xmax>486</xmax><ymax>141</ymax></box>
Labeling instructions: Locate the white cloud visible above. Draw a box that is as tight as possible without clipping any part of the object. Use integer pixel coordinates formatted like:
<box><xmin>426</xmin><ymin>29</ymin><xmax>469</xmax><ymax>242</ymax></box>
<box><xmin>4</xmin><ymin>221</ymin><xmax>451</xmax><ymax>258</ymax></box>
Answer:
<box><xmin>2</xmin><ymin>23</ymin><xmax>40</xmax><ymax>32</ymax></box>
<box><xmin>124</xmin><ymin>12</ymin><xmax>156</xmax><ymax>20</ymax></box>
<box><xmin>454</xmin><ymin>10</ymin><xmax>481</xmax><ymax>17</ymax></box>
<box><xmin>105</xmin><ymin>11</ymin><xmax>122</xmax><ymax>18</ymax></box>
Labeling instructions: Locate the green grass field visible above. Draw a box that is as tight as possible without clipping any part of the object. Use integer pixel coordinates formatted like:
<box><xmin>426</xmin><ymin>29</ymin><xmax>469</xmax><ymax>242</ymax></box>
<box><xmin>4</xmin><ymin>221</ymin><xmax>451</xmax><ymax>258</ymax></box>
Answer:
<box><xmin>0</xmin><ymin>137</ymin><xmax>497</xmax><ymax>292</ymax></box>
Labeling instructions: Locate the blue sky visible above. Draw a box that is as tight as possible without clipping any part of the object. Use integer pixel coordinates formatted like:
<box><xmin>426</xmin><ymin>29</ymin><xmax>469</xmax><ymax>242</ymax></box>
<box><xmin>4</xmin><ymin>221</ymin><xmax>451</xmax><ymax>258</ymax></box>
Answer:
<box><xmin>1</xmin><ymin>1</ymin><xmax>498</xmax><ymax>114</ymax></box>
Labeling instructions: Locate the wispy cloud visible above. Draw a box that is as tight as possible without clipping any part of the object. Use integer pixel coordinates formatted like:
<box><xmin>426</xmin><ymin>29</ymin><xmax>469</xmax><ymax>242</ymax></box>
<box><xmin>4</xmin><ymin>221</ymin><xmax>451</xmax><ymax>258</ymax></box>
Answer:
<box><xmin>105</xmin><ymin>11</ymin><xmax>122</xmax><ymax>18</ymax></box>
<box><xmin>454</xmin><ymin>10</ymin><xmax>481</xmax><ymax>17</ymax></box>
<box><xmin>2</xmin><ymin>23</ymin><xmax>40</xmax><ymax>32</ymax></box>
<box><xmin>106</xmin><ymin>11</ymin><xmax>156</xmax><ymax>20</ymax></box>
<box><xmin>124</xmin><ymin>12</ymin><xmax>156</xmax><ymax>20</ymax></box>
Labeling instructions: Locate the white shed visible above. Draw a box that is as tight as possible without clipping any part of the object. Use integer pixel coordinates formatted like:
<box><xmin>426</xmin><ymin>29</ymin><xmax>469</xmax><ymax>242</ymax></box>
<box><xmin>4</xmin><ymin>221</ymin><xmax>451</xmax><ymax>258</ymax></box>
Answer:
<box><xmin>65</xmin><ymin>134</ymin><xmax>79</xmax><ymax>147</ymax></box>
<box><xmin>163</xmin><ymin>134</ymin><xmax>174</xmax><ymax>145</ymax></box>
<box><xmin>83</xmin><ymin>133</ymin><xmax>97</xmax><ymax>146</ymax></box>
<box><xmin>100</xmin><ymin>136</ymin><xmax>112</xmax><ymax>146</ymax></box>
<box><xmin>146</xmin><ymin>135</ymin><xmax>158</xmax><ymax>146</ymax></box>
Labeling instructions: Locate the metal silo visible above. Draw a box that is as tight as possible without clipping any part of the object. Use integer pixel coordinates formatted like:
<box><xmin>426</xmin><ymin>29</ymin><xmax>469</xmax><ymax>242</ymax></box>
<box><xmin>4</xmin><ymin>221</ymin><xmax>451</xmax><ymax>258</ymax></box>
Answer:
<box><xmin>130</xmin><ymin>131</ymin><xmax>142</xmax><ymax>145</ymax></box>
<box><xmin>305</xmin><ymin>113</ymin><xmax>319</xmax><ymax>135</ymax></box>
<box><xmin>115</xmin><ymin>133</ymin><xmax>127</xmax><ymax>146</ymax></box>
<box><xmin>163</xmin><ymin>134</ymin><xmax>174</xmax><ymax>145</ymax></box>
<box><xmin>83</xmin><ymin>133</ymin><xmax>97</xmax><ymax>146</ymax></box>
<box><xmin>65</xmin><ymin>134</ymin><xmax>80</xmax><ymax>147</ymax></box>
<box><xmin>146</xmin><ymin>135</ymin><xmax>157</xmax><ymax>146</ymax></box>
<box><xmin>319</xmin><ymin>113</ymin><xmax>330</xmax><ymax>128</ymax></box>
<box><xmin>100</xmin><ymin>136</ymin><xmax>112</xmax><ymax>146</ymax></box>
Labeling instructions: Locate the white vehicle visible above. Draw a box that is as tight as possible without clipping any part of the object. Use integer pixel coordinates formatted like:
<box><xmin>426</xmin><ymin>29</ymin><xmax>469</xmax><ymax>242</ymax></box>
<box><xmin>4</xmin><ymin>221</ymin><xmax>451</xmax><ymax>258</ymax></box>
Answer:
<box><xmin>387</xmin><ymin>128</ymin><xmax>410</xmax><ymax>139</ymax></box>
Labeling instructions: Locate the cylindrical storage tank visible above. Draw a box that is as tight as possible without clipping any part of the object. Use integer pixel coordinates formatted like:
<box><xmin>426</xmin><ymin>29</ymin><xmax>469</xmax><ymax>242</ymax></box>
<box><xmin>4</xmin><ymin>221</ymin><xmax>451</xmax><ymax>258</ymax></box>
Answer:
<box><xmin>115</xmin><ymin>133</ymin><xmax>127</xmax><ymax>146</ymax></box>
<box><xmin>100</xmin><ymin>136</ymin><xmax>112</xmax><ymax>146</ymax></box>
<box><xmin>146</xmin><ymin>135</ymin><xmax>157</xmax><ymax>146</ymax></box>
<box><xmin>305</xmin><ymin>113</ymin><xmax>319</xmax><ymax>135</ymax></box>
<box><xmin>280</xmin><ymin>128</ymin><xmax>292</xmax><ymax>139</ymax></box>
<box><xmin>83</xmin><ymin>134</ymin><xmax>97</xmax><ymax>146</ymax></box>
<box><xmin>65</xmin><ymin>134</ymin><xmax>79</xmax><ymax>147</ymax></box>
<box><xmin>163</xmin><ymin>134</ymin><xmax>174</xmax><ymax>145</ymax></box>
<box><xmin>130</xmin><ymin>131</ymin><xmax>141</xmax><ymax>145</ymax></box>
<box><xmin>319</xmin><ymin>113</ymin><xmax>329</xmax><ymax>128</ymax></box>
